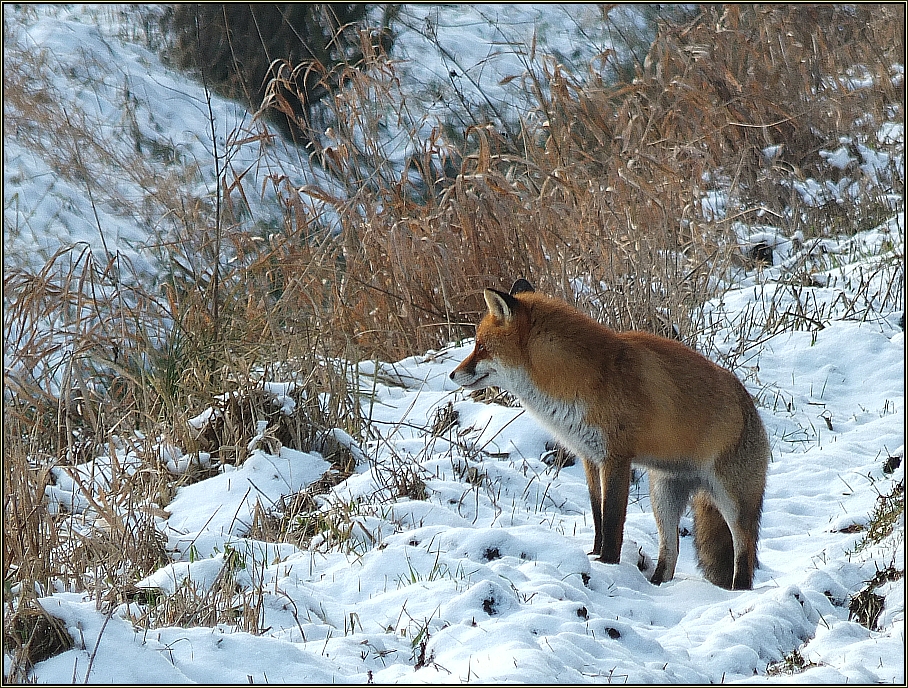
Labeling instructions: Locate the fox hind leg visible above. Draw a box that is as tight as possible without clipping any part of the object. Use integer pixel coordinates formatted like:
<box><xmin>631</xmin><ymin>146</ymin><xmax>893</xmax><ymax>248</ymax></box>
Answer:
<box><xmin>693</xmin><ymin>484</ymin><xmax>761</xmax><ymax>590</ymax></box>
<box><xmin>649</xmin><ymin>473</ymin><xmax>695</xmax><ymax>585</ymax></box>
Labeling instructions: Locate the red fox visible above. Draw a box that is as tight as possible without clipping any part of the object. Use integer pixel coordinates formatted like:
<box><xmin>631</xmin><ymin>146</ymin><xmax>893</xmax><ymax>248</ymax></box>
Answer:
<box><xmin>450</xmin><ymin>279</ymin><xmax>769</xmax><ymax>590</ymax></box>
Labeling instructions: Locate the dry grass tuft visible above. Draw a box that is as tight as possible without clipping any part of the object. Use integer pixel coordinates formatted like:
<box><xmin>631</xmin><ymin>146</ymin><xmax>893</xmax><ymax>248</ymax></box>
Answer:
<box><xmin>765</xmin><ymin>648</ymin><xmax>822</xmax><ymax>677</ymax></box>
<box><xmin>126</xmin><ymin>541</ymin><xmax>267</xmax><ymax>635</ymax></box>
<box><xmin>848</xmin><ymin>564</ymin><xmax>902</xmax><ymax>631</ymax></box>
<box><xmin>4</xmin><ymin>600</ymin><xmax>73</xmax><ymax>681</ymax></box>
<box><xmin>2</xmin><ymin>220</ymin><xmax>363</xmax><ymax>650</ymax></box>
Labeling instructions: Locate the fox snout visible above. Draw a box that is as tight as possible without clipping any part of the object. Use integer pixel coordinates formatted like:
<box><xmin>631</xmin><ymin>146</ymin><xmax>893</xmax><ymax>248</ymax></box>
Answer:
<box><xmin>450</xmin><ymin>350</ymin><xmax>491</xmax><ymax>389</ymax></box>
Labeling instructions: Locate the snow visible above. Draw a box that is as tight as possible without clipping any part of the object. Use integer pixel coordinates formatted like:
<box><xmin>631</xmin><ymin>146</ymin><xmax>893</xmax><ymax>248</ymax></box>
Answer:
<box><xmin>387</xmin><ymin>4</ymin><xmax>629</xmax><ymax>126</ymax></box>
<box><xmin>4</xmin><ymin>4</ymin><xmax>904</xmax><ymax>685</ymax></box>
<box><xmin>163</xmin><ymin>448</ymin><xmax>329</xmax><ymax>540</ymax></box>
<box><xmin>3</xmin><ymin>4</ymin><xmax>336</xmax><ymax>276</ymax></box>
<box><xmin>21</xmin><ymin>303</ymin><xmax>906</xmax><ymax>683</ymax></box>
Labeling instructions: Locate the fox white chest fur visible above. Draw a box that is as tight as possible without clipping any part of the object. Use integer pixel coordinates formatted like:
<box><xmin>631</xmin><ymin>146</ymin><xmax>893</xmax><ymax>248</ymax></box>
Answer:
<box><xmin>478</xmin><ymin>361</ymin><xmax>607</xmax><ymax>463</ymax></box>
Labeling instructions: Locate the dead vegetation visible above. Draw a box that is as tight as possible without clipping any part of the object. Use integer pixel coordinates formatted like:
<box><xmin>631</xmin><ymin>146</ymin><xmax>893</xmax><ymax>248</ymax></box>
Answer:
<box><xmin>4</xmin><ymin>600</ymin><xmax>73</xmax><ymax>682</ymax></box>
<box><xmin>260</xmin><ymin>4</ymin><xmax>903</xmax><ymax>358</ymax></box>
<box><xmin>3</xmin><ymin>4</ymin><xmax>904</xmax><ymax>671</ymax></box>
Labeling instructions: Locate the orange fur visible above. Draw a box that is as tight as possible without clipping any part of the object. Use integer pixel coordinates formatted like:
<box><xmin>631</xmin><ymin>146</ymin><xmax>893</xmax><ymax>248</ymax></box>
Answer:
<box><xmin>451</xmin><ymin>281</ymin><xmax>770</xmax><ymax>590</ymax></box>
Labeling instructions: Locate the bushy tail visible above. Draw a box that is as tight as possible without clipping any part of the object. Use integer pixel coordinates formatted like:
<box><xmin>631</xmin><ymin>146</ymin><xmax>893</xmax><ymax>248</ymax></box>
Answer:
<box><xmin>692</xmin><ymin>492</ymin><xmax>735</xmax><ymax>589</ymax></box>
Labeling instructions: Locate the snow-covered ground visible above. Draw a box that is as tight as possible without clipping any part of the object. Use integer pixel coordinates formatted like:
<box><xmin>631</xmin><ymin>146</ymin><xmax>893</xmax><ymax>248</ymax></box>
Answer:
<box><xmin>4</xmin><ymin>4</ymin><xmax>904</xmax><ymax>685</ymax></box>
<box><xmin>32</xmin><ymin>249</ymin><xmax>906</xmax><ymax>682</ymax></box>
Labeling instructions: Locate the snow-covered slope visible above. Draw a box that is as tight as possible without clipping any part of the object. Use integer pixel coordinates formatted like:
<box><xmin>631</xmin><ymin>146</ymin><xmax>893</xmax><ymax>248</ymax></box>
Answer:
<box><xmin>4</xmin><ymin>4</ymin><xmax>331</xmax><ymax>276</ymax></box>
<box><xmin>32</xmin><ymin>254</ymin><xmax>905</xmax><ymax>681</ymax></box>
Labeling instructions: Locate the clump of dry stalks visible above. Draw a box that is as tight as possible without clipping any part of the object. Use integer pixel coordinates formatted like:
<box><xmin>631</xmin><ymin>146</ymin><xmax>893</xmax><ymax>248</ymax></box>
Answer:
<box><xmin>259</xmin><ymin>4</ymin><xmax>903</xmax><ymax>357</ymax></box>
<box><xmin>3</xmin><ymin>4</ymin><xmax>903</xmax><ymax>670</ymax></box>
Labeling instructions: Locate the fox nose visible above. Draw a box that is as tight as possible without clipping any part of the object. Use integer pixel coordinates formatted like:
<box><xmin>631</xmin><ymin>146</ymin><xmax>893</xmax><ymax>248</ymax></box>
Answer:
<box><xmin>449</xmin><ymin>370</ymin><xmax>456</xmax><ymax>380</ymax></box>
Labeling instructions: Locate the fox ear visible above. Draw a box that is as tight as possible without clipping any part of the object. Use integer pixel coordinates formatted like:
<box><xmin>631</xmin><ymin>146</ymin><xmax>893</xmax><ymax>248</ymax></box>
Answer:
<box><xmin>509</xmin><ymin>278</ymin><xmax>535</xmax><ymax>296</ymax></box>
<box><xmin>484</xmin><ymin>288</ymin><xmax>518</xmax><ymax>322</ymax></box>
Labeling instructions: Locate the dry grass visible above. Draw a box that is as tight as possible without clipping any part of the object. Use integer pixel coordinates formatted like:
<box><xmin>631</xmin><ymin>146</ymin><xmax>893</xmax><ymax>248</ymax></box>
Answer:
<box><xmin>3</xmin><ymin>4</ymin><xmax>904</xmax><ymax>672</ymax></box>
<box><xmin>4</xmin><ymin>599</ymin><xmax>73</xmax><ymax>682</ymax></box>
<box><xmin>262</xmin><ymin>4</ymin><xmax>904</xmax><ymax>359</ymax></box>
<box><xmin>765</xmin><ymin>647</ymin><xmax>823</xmax><ymax>677</ymax></box>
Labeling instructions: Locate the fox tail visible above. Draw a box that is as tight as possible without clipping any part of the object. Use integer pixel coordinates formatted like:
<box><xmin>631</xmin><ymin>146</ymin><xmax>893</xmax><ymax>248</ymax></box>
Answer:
<box><xmin>692</xmin><ymin>493</ymin><xmax>735</xmax><ymax>589</ymax></box>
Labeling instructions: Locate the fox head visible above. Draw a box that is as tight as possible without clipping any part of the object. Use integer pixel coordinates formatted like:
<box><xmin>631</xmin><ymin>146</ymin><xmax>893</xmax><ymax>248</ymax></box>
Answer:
<box><xmin>449</xmin><ymin>279</ymin><xmax>535</xmax><ymax>390</ymax></box>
